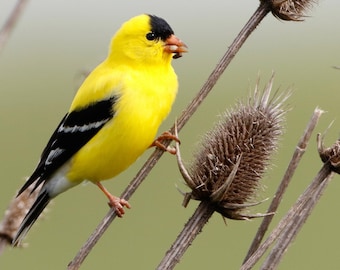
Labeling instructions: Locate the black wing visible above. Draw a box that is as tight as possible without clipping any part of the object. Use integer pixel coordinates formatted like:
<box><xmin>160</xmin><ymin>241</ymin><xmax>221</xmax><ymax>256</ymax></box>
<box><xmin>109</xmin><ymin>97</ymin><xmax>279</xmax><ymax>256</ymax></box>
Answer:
<box><xmin>17</xmin><ymin>96</ymin><xmax>118</xmax><ymax>195</ymax></box>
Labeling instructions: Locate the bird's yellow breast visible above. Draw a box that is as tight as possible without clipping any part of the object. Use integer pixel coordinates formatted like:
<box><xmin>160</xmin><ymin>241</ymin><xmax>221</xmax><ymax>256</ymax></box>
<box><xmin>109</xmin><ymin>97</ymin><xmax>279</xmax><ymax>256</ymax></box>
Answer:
<box><xmin>66</xmin><ymin>63</ymin><xmax>178</xmax><ymax>182</ymax></box>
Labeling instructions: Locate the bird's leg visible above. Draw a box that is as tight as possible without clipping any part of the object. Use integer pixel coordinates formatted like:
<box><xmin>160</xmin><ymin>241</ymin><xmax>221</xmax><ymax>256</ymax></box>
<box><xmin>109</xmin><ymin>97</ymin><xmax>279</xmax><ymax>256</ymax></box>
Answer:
<box><xmin>150</xmin><ymin>131</ymin><xmax>180</xmax><ymax>155</ymax></box>
<box><xmin>95</xmin><ymin>182</ymin><xmax>131</xmax><ymax>217</ymax></box>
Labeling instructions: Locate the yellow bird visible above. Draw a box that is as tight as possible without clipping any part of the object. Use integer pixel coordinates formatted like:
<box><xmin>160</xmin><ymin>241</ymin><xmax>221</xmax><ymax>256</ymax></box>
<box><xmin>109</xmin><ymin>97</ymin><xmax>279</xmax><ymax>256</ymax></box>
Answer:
<box><xmin>12</xmin><ymin>14</ymin><xmax>187</xmax><ymax>245</ymax></box>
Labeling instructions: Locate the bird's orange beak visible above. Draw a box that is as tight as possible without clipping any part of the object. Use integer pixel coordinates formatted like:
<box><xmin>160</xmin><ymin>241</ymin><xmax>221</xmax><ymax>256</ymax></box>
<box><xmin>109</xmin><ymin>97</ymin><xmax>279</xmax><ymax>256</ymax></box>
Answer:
<box><xmin>164</xmin><ymin>34</ymin><xmax>188</xmax><ymax>59</ymax></box>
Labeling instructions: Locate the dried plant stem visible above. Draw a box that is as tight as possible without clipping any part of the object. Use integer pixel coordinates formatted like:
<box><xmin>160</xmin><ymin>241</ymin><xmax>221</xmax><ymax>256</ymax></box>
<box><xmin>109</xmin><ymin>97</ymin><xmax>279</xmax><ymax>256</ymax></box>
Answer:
<box><xmin>260</xmin><ymin>170</ymin><xmax>332</xmax><ymax>270</ymax></box>
<box><xmin>243</xmin><ymin>107</ymin><xmax>324</xmax><ymax>262</ymax></box>
<box><xmin>156</xmin><ymin>201</ymin><xmax>215</xmax><ymax>270</ymax></box>
<box><xmin>0</xmin><ymin>0</ymin><xmax>29</xmax><ymax>55</ymax></box>
<box><xmin>0</xmin><ymin>239</ymin><xmax>6</xmax><ymax>255</ymax></box>
<box><xmin>68</xmin><ymin>3</ymin><xmax>271</xmax><ymax>269</ymax></box>
<box><xmin>173</xmin><ymin>3</ymin><xmax>270</xmax><ymax>133</ymax></box>
<box><xmin>241</xmin><ymin>163</ymin><xmax>333</xmax><ymax>270</ymax></box>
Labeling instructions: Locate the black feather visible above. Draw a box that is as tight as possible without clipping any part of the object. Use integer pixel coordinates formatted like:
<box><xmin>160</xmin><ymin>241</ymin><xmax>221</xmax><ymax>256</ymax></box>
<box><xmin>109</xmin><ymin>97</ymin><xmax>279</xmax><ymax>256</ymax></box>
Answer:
<box><xmin>17</xmin><ymin>95</ymin><xmax>118</xmax><ymax>196</ymax></box>
<box><xmin>148</xmin><ymin>15</ymin><xmax>174</xmax><ymax>41</ymax></box>
<box><xmin>12</xmin><ymin>190</ymin><xmax>51</xmax><ymax>245</ymax></box>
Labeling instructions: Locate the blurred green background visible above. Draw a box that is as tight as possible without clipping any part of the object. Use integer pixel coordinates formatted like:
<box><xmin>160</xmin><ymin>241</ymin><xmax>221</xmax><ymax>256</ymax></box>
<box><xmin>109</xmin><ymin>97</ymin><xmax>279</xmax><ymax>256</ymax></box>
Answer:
<box><xmin>1</xmin><ymin>0</ymin><xmax>340</xmax><ymax>269</ymax></box>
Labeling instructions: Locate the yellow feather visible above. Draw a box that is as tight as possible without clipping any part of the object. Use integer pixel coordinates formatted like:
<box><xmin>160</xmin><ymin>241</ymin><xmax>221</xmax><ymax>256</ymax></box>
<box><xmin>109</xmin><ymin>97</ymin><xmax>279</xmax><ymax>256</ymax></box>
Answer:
<box><xmin>66</xmin><ymin>14</ymin><xmax>178</xmax><ymax>182</ymax></box>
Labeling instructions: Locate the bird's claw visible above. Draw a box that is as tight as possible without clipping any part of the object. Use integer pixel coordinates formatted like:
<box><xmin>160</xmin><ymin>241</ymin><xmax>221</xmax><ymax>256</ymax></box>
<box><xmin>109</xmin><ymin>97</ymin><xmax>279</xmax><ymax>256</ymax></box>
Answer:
<box><xmin>108</xmin><ymin>197</ymin><xmax>131</xmax><ymax>217</ymax></box>
<box><xmin>151</xmin><ymin>131</ymin><xmax>180</xmax><ymax>155</ymax></box>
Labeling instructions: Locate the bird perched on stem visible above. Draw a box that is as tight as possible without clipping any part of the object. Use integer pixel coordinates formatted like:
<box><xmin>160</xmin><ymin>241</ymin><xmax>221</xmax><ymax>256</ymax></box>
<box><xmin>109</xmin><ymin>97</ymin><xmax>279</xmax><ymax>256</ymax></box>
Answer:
<box><xmin>12</xmin><ymin>14</ymin><xmax>187</xmax><ymax>245</ymax></box>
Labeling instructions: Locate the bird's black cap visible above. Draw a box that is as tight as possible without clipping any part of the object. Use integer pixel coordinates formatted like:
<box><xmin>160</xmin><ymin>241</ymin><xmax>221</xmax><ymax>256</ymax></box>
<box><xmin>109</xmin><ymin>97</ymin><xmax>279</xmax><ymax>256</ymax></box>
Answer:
<box><xmin>148</xmin><ymin>15</ymin><xmax>174</xmax><ymax>41</ymax></box>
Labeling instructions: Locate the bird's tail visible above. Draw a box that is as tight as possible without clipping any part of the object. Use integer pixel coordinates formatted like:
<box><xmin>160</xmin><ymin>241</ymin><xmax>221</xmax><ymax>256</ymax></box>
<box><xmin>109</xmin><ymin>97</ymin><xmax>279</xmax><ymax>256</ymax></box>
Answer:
<box><xmin>12</xmin><ymin>189</ymin><xmax>51</xmax><ymax>246</ymax></box>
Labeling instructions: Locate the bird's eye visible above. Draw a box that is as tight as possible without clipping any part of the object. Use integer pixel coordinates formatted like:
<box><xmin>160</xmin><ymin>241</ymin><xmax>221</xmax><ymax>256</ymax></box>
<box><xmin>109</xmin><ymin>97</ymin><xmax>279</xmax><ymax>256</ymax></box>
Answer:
<box><xmin>146</xmin><ymin>32</ymin><xmax>156</xmax><ymax>41</ymax></box>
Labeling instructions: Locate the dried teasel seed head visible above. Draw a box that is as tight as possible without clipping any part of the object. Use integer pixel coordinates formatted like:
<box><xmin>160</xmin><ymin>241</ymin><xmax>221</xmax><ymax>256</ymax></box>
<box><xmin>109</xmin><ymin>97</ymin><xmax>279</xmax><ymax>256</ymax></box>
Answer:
<box><xmin>185</xmin><ymin>75</ymin><xmax>288</xmax><ymax>219</ymax></box>
<box><xmin>0</xmin><ymin>180</ymin><xmax>42</xmax><ymax>247</ymax></box>
<box><xmin>262</xmin><ymin>0</ymin><xmax>318</xmax><ymax>21</ymax></box>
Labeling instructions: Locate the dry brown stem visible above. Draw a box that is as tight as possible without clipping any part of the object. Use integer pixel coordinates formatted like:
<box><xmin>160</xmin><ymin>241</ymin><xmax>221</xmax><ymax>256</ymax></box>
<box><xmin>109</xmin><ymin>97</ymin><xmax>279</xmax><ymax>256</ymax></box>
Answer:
<box><xmin>241</xmin><ymin>162</ymin><xmax>333</xmax><ymax>270</ymax></box>
<box><xmin>243</xmin><ymin>107</ymin><xmax>324</xmax><ymax>262</ymax></box>
<box><xmin>156</xmin><ymin>201</ymin><xmax>215</xmax><ymax>270</ymax></box>
<box><xmin>241</xmin><ymin>128</ymin><xmax>340</xmax><ymax>269</ymax></box>
<box><xmin>260</xmin><ymin>170</ymin><xmax>332</xmax><ymax>269</ymax></box>
<box><xmin>0</xmin><ymin>0</ymin><xmax>29</xmax><ymax>55</ymax></box>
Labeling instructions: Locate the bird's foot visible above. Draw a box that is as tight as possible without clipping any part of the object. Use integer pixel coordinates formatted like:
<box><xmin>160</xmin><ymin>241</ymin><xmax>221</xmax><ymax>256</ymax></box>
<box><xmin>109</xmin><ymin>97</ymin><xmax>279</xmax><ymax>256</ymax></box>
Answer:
<box><xmin>107</xmin><ymin>196</ymin><xmax>131</xmax><ymax>218</ymax></box>
<box><xmin>96</xmin><ymin>182</ymin><xmax>131</xmax><ymax>217</ymax></box>
<box><xmin>151</xmin><ymin>131</ymin><xmax>180</xmax><ymax>155</ymax></box>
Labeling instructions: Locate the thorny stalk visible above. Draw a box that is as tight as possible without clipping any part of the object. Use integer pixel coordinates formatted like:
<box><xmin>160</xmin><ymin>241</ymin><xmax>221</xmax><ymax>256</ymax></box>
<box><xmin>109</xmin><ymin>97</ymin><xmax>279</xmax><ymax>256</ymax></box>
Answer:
<box><xmin>243</xmin><ymin>108</ymin><xmax>323</xmax><ymax>262</ymax></box>
<box><xmin>241</xmin><ymin>162</ymin><xmax>333</xmax><ymax>270</ymax></box>
<box><xmin>242</xmin><ymin>117</ymin><xmax>340</xmax><ymax>269</ymax></box>
<box><xmin>260</xmin><ymin>170</ymin><xmax>332</xmax><ymax>269</ymax></box>
<box><xmin>156</xmin><ymin>201</ymin><xmax>215</xmax><ymax>270</ymax></box>
<box><xmin>0</xmin><ymin>0</ymin><xmax>30</xmax><ymax>55</ymax></box>
<box><xmin>242</xmin><ymin>126</ymin><xmax>340</xmax><ymax>270</ymax></box>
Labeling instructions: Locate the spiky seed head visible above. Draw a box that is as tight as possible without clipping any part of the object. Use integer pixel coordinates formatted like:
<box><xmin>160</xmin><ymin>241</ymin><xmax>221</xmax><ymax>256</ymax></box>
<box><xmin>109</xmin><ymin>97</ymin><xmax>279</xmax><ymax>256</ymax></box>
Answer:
<box><xmin>186</xmin><ymin>76</ymin><xmax>288</xmax><ymax>219</ymax></box>
<box><xmin>262</xmin><ymin>0</ymin><xmax>318</xmax><ymax>21</ymax></box>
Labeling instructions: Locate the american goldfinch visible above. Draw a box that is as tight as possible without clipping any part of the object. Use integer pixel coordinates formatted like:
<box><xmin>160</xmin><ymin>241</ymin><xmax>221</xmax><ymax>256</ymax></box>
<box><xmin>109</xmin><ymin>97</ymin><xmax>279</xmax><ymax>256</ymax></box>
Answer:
<box><xmin>12</xmin><ymin>14</ymin><xmax>187</xmax><ymax>245</ymax></box>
